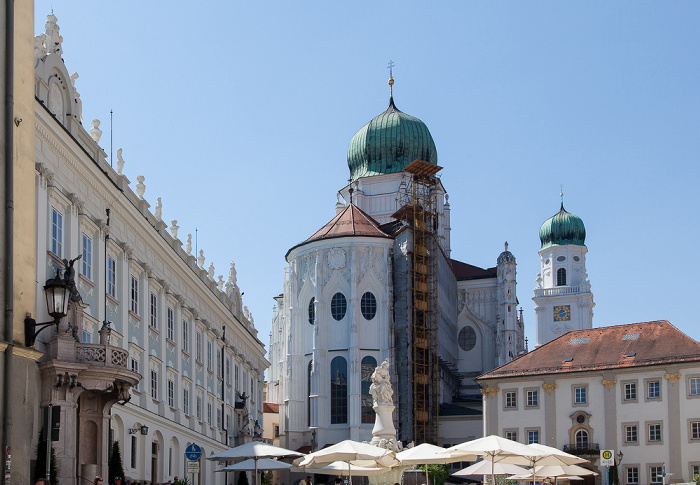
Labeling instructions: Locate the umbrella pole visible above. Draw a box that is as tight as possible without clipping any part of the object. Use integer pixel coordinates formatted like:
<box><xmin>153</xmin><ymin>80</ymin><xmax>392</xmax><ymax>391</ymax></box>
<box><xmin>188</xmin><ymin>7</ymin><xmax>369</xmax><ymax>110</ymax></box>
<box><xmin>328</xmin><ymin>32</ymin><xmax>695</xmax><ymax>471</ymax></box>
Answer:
<box><xmin>256</xmin><ymin>457</ymin><xmax>260</xmax><ymax>485</ymax></box>
<box><xmin>491</xmin><ymin>455</ymin><xmax>496</xmax><ymax>485</ymax></box>
<box><xmin>425</xmin><ymin>465</ymin><xmax>429</xmax><ymax>485</ymax></box>
<box><xmin>347</xmin><ymin>461</ymin><xmax>352</xmax><ymax>485</ymax></box>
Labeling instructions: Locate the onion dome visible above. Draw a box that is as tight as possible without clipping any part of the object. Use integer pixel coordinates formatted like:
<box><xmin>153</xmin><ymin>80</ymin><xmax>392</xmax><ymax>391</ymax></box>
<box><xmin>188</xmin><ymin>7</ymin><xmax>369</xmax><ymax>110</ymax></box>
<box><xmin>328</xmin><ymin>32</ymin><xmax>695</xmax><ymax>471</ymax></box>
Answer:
<box><xmin>347</xmin><ymin>95</ymin><xmax>437</xmax><ymax>182</ymax></box>
<box><xmin>539</xmin><ymin>203</ymin><xmax>586</xmax><ymax>249</ymax></box>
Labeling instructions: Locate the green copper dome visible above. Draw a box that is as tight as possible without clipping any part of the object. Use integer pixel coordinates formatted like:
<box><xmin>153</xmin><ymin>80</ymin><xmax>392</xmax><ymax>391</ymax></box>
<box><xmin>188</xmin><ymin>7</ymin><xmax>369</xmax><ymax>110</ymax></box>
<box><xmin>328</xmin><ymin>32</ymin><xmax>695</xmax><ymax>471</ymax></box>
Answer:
<box><xmin>347</xmin><ymin>97</ymin><xmax>437</xmax><ymax>182</ymax></box>
<box><xmin>539</xmin><ymin>203</ymin><xmax>586</xmax><ymax>249</ymax></box>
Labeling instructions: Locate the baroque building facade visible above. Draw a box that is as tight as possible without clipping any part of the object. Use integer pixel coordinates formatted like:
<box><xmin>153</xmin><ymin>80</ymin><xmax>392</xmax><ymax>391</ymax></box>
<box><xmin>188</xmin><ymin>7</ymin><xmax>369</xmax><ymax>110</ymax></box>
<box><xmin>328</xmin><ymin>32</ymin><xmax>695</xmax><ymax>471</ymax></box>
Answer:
<box><xmin>267</xmin><ymin>78</ymin><xmax>525</xmax><ymax>451</ymax></box>
<box><xmin>31</xmin><ymin>15</ymin><xmax>268</xmax><ymax>484</ymax></box>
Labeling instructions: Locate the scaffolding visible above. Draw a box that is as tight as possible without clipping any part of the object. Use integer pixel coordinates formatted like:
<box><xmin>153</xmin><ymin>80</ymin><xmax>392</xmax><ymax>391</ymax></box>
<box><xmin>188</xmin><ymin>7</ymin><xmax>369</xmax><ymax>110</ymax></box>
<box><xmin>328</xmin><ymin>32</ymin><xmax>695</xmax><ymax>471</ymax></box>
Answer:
<box><xmin>393</xmin><ymin>159</ymin><xmax>442</xmax><ymax>444</ymax></box>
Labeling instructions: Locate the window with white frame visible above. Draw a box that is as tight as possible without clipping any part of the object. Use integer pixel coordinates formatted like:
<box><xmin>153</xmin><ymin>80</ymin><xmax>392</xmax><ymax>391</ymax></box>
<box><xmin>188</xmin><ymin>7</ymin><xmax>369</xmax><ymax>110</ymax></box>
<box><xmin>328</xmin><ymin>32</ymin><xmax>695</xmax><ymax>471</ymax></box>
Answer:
<box><xmin>217</xmin><ymin>408</ymin><xmax>222</xmax><ymax>429</ymax></box>
<box><xmin>647</xmin><ymin>380</ymin><xmax>660</xmax><ymax>399</ymax></box>
<box><xmin>624</xmin><ymin>382</ymin><xmax>637</xmax><ymax>401</ymax></box>
<box><xmin>526</xmin><ymin>389</ymin><xmax>538</xmax><ymax>407</ymax></box>
<box><xmin>574</xmin><ymin>429</ymin><xmax>589</xmax><ymax>448</ymax></box>
<box><xmin>574</xmin><ymin>386</ymin><xmax>587</xmax><ymax>404</ymax></box>
<box><xmin>648</xmin><ymin>423</ymin><xmax>662</xmax><ymax>442</ymax></box>
<box><xmin>81</xmin><ymin>233</ymin><xmax>92</xmax><ymax>279</ymax></box>
<box><xmin>167</xmin><ymin>307</ymin><xmax>174</xmax><ymax>341</ymax></box>
<box><xmin>183</xmin><ymin>387</ymin><xmax>190</xmax><ymax>415</ymax></box>
<box><xmin>207</xmin><ymin>401</ymin><xmax>213</xmax><ymax>426</ymax></box>
<box><xmin>167</xmin><ymin>378</ymin><xmax>175</xmax><ymax>408</ymax></box>
<box><xmin>625</xmin><ymin>467</ymin><xmax>638</xmax><ymax>485</ymax></box>
<box><xmin>182</xmin><ymin>319</ymin><xmax>189</xmax><ymax>352</ymax></box>
<box><xmin>691</xmin><ymin>421</ymin><xmax>700</xmax><ymax>440</ymax></box>
<box><xmin>51</xmin><ymin>207</ymin><xmax>63</xmax><ymax>257</ymax></box>
<box><xmin>235</xmin><ymin>364</ymin><xmax>240</xmax><ymax>391</ymax></box>
<box><xmin>217</xmin><ymin>349</ymin><xmax>222</xmax><ymax>378</ymax></box>
<box><xmin>130</xmin><ymin>275</ymin><xmax>139</xmax><ymax>314</ymax></box>
<box><xmin>505</xmin><ymin>391</ymin><xmax>517</xmax><ymax>408</ymax></box>
<box><xmin>149</xmin><ymin>292</ymin><xmax>157</xmax><ymax>329</ymax></box>
<box><xmin>650</xmin><ymin>466</ymin><xmax>663</xmax><ymax>484</ymax></box>
<box><xmin>195</xmin><ymin>331</ymin><xmax>202</xmax><ymax>362</ymax></box>
<box><xmin>196</xmin><ymin>394</ymin><xmax>202</xmax><ymax>421</ymax></box>
<box><xmin>527</xmin><ymin>429</ymin><xmax>540</xmax><ymax>444</ymax></box>
<box><xmin>504</xmin><ymin>430</ymin><xmax>517</xmax><ymax>441</ymax></box>
<box><xmin>150</xmin><ymin>369</ymin><xmax>158</xmax><ymax>400</ymax></box>
<box><xmin>107</xmin><ymin>255</ymin><xmax>116</xmax><ymax>297</ymax></box>
<box><xmin>130</xmin><ymin>358</ymin><xmax>139</xmax><ymax>390</ymax></box>
<box><xmin>207</xmin><ymin>340</ymin><xmax>213</xmax><ymax>371</ymax></box>
<box><xmin>624</xmin><ymin>424</ymin><xmax>638</xmax><ymax>443</ymax></box>
<box><xmin>691</xmin><ymin>465</ymin><xmax>700</xmax><ymax>478</ymax></box>
<box><xmin>226</xmin><ymin>357</ymin><xmax>231</xmax><ymax>385</ymax></box>
<box><xmin>690</xmin><ymin>377</ymin><xmax>700</xmax><ymax>396</ymax></box>
<box><xmin>82</xmin><ymin>330</ymin><xmax>92</xmax><ymax>343</ymax></box>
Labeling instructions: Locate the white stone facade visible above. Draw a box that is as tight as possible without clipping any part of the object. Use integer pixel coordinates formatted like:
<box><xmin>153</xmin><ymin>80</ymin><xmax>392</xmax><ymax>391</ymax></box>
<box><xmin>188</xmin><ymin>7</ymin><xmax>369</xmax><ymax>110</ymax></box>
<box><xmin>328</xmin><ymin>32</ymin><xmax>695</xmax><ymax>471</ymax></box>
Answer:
<box><xmin>33</xmin><ymin>16</ymin><xmax>268</xmax><ymax>485</ymax></box>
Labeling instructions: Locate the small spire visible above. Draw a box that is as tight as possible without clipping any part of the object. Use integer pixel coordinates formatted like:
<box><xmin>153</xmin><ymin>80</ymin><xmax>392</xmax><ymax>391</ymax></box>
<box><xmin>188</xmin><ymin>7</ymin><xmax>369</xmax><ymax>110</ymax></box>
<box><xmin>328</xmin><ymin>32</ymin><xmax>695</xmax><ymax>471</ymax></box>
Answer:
<box><xmin>560</xmin><ymin>184</ymin><xmax>564</xmax><ymax>210</ymax></box>
<box><xmin>387</xmin><ymin>60</ymin><xmax>395</xmax><ymax>98</ymax></box>
<box><xmin>504</xmin><ymin>241</ymin><xmax>508</xmax><ymax>252</ymax></box>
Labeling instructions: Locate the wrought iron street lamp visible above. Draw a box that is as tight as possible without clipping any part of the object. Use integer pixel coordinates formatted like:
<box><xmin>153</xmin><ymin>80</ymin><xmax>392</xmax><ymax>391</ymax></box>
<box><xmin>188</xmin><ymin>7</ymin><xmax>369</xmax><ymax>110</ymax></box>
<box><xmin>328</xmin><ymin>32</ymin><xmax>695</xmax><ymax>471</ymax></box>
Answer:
<box><xmin>24</xmin><ymin>270</ymin><xmax>71</xmax><ymax>347</ymax></box>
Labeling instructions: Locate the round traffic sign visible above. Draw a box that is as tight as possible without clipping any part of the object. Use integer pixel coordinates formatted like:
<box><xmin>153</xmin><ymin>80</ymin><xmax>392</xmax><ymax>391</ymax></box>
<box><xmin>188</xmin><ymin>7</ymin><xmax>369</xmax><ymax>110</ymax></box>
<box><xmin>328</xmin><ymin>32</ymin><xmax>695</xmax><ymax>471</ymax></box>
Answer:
<box><xmin>602</xmin><ymin>450</ymin><xmax>612</xmax><ymax>460</ymax></box>
<box><xmin>185</xmin><ymin>443</ymin><xmax>202</xmax><ymax>461</ymax></box>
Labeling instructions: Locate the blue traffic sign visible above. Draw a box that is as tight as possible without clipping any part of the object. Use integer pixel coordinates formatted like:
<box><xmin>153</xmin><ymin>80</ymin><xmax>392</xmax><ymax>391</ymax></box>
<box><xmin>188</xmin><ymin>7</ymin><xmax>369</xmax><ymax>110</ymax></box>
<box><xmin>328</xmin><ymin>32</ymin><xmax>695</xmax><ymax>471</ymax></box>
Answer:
<box><xmin>185</xmin><ymin>444</ymin><xmax>202</xmax><ymax>461</ymax></box>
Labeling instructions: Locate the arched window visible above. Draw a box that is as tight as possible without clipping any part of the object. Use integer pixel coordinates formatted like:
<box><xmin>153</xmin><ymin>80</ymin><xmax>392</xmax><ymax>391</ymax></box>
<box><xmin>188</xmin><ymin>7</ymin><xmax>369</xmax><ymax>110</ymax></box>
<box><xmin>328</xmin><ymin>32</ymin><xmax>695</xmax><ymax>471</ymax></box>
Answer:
<box><xmin>330</xmin><ymin>357</ymin><xmax>347</xmax><ymax>424</ymax></box>
<box><xmin>308</xmin><ymin>298</ymin><xmax>315</xmax><ymax>325</ymax></box>
<box><xmin>360</xmin><ymin>356</ymin><xmax>377</xmax><ymax>423</ymax></box>
<box><xmin>307</xmin><ymin>361</ymin><xmax>312</xmax><ymax>426</ymax></box>
<box><xmin>557</xmin><ymin>267</ymin><xmax>567</xmax><ymax>286</ymax></box>
<box><xmin>331</xmin><ymin>293</ymin><xmax>347</xmax><ymax>321</ymax></box>
<box><xmin>361</xmin><ymin>292</ymin><xmax>377</xmax><ymax>320</ymax></box>
<box><xmin>458</xmin><ymin>326</ymin><xmax>477</xmax><ymax>352</ymax></box>
<box><xmin>575</xmin><ymin>428</ymin><xmax>589</xmax><ymax>449</ymax></box>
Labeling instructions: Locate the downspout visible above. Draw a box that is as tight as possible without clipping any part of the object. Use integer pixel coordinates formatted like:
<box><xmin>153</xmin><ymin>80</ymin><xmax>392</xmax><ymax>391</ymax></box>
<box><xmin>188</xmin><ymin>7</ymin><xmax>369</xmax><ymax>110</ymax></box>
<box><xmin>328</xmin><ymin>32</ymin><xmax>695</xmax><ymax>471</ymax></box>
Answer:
<box><xmin>2</xmin><ymin>0</ymin><xmax>15</xmax><ymax>479</ymax></box>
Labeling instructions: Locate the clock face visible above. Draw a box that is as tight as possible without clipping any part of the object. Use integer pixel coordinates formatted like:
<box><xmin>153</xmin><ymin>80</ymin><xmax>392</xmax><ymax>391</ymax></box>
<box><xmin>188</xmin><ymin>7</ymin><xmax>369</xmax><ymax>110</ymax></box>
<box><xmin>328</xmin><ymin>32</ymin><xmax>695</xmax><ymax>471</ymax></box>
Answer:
<box><xmin>554</xmin><ymin>305</ymin><xmax>571</xmax><ymax>321</ymax></box>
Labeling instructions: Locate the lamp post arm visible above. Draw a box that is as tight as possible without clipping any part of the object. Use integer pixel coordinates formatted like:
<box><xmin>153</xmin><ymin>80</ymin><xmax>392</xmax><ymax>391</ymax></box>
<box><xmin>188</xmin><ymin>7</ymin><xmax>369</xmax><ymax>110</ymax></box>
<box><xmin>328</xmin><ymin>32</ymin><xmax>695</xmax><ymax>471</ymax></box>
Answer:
<box><xmin>24</xmin><ymin>316</ymin><xmax>59</xmax><ymax>347</ymax></box>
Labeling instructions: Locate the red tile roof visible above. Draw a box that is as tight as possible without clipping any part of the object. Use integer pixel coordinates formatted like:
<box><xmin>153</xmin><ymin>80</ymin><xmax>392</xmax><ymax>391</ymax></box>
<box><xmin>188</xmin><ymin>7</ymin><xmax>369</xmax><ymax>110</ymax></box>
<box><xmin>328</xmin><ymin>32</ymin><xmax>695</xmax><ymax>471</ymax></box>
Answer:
<box><xmin>450</xmin><ymin>259</ymin><xmax>497</xmax><ymax>280</ymax></box>
<box><xmin>263</xmin><ymin>402</ymin><xmax>279</xmax><ymax>413</ymax></box>
<box><xmin>478</xmin><ymin>320</ymin><xmax>700</xmax><ymax>380</ymax></box>
<box><xmin>286</xmin><ymin>204</ymin><xmax>392</xmax><ymax>259</ymax></box>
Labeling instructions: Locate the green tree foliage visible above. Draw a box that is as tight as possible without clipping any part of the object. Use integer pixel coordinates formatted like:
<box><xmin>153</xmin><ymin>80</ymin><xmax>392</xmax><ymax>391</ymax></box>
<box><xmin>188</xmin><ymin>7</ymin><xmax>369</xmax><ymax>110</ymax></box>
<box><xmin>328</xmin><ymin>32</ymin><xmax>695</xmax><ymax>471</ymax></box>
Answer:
<box><xmin>691</xmin><ymin>474</ymin><xmax>699</xmax><ymax>485</ymax></box>
<box><xmin>418</xmin><ymin>464</ymin><xmax>450</xmax><ymax>485</ymax></box>
<box><xmin>109</xmin><ymin>441</ymin><xmax>126</xmax><ymax>484</ymax></box>
<box><xmin>608</xmin><ymin>465</ymin><xmax>620</xmax><ymax>485</ymax></box>
<box><xmin>174</xmin><ymin>478</ymin><xmax>190</xmax><ymax>485</ymax></box>
<box><xmin>34</xmin><ymin>428</ymin><xmax>58</xmax><ymax>485</ymax></box>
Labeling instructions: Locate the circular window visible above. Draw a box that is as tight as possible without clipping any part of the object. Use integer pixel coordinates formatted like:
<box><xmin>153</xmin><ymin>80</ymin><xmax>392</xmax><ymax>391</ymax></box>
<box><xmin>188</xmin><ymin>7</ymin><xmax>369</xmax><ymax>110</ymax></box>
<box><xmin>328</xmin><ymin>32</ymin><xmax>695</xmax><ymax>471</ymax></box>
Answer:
<box><xmin>576</xmin><ymin>414</ymin><xmax>585</xmax><ymax>424</ymax></box>
<box><xmin>573</xmin><ymin>256</ymin><xmax>580</xmax><ymax>262</ymax></box>
<box><xmin>308</xmin><ymin>297</ymin><xmax>315</xmax><ymax>325</ymax></box>
<box><xmin>331</xmin><ymin>293</ymin><xmax>347</xmax><ymax>321</ymax></box>
<box><xmin>458</xmin><ymin>326</ymin><xmax>477</xmax><ymax>352</ymax></box>
<box><xmin>557</xmin><ymin>256</ymin><xmax>566</xmax><ymax>262</ymax></box>
<box><xmin>361</xmin><ymin>292</ymin><xmax>377</xmax><ymax>320</ymax></box>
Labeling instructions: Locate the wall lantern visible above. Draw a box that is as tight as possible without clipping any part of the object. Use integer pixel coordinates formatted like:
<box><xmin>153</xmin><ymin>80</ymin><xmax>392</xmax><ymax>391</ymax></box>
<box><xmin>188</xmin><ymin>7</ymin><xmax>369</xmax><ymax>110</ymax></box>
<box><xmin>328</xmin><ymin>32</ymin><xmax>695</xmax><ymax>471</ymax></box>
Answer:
<box><xmin>24</xmin><ymin>270</ymin><xmax>71</xmax><ymax>347</ymax></box>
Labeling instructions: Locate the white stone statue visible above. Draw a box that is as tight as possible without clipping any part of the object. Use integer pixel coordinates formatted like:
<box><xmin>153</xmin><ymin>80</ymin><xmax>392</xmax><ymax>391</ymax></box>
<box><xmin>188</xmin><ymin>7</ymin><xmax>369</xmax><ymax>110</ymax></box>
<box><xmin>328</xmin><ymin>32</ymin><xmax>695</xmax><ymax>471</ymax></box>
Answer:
<box><xmin>186</xmin><ymin>234</ymin><xmax>192</xmax><ymax>254</ymax></box>
<box><xmin>244</xmin><ymin>306</ymin><xmax>253</xmax><ymax>323</ymax></box>
<box><xmin>208</xmin><ymin>263</ymin><xmax>215</xmax><ymax>280</ymax></box>
<box><xmin>69</xmin><ymin>72</ymin><xmax>83</xmax><ymax>122</ymax></box>
<box><xmin>89</xmin><ymin>119</ymin><xmax>102</xmax><ymax>143</ymax></box>
<box><xmin>169</xmin><ymin>219</ymin><xmax>179</xmax><ymax>238</ymax></box>
<box><xmin>44</xmin><ymin>14</ymin><xmax>63</xmax><ymax>56</ymax></box>
<box><xmin>197</xmin><ymin>249</ymin><xmax>205</xmax><ymax>268</ymax></box>
<box><xmin>369</xmin><ymin>358</ymin><xmax>393</xmax><ymax>405</ymax></box>
<box><xmin>227</xmin><ymin>261</ymin><xmax>237</xmax><ymax>287</ymax></box>
<box><xmin>116</xmin><ymin>148</ymin><xmax>125</xmax><ymax>174</ymax></box>
<box><xmin>34</xmin><ymin>35</ymin><xmax>48</xmax><ymax>60</ymax></box>
<box><xmin>154</xmin><ymin>197</ymin><xmax>162</xmax><ymax>220</ymax></box>
<box><xmin>135</xmin><ymin>175</ymin><xmax>145</xmax><ymax>198</ymax></box>
<box><xmin>217</xmin><ymin>275</ymin><xmax>224</xmax><ymax>291</ymax></box>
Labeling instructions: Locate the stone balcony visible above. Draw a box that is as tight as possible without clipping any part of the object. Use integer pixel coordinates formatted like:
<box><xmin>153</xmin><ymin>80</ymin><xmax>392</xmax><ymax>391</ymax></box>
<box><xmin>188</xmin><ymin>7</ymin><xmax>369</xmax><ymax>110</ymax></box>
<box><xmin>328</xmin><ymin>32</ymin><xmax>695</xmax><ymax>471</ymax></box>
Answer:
<box><xmin>563</xmin><ymin>442</ymin><xmax>600</xmax><ymax>456</ymax></box>
<box><xmin>76</xmin><ymin>343</ymin><xmax>129</xmax><ymax>368</ymax></box>
<box><xmin>534</xmin><ymin>285</ymin><xmax>590</xmax><ymax>298</ymax></box>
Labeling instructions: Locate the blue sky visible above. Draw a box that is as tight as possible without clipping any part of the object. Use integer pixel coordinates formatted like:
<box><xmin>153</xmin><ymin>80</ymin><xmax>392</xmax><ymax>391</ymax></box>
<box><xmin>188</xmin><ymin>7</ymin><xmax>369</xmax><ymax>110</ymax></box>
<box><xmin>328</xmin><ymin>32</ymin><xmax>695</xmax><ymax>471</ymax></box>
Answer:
<box><xmin>34</xmin><ymin>1</ymin><xmax>700</xmax><ymax>353</ymax></box>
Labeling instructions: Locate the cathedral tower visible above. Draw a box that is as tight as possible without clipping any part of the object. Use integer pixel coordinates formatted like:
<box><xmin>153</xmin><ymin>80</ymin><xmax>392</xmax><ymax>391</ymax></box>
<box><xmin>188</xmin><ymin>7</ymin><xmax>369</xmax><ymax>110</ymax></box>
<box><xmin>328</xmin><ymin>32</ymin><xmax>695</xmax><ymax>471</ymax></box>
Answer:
<box><xmin>533</xmin><ymin>199</ymin><xmax>594</xmax><ymax>347</ymax></box>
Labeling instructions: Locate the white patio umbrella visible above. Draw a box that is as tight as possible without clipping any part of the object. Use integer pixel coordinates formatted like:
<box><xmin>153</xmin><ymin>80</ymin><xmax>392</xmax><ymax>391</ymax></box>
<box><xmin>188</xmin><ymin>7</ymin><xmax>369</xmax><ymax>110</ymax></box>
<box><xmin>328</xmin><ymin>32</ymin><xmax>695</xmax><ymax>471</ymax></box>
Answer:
<box><xmin>397</xmin><ymin>443</ymin><xmax>463</xmax><ymax>485</ymax></box>
<box><xmin>294</xmin><ymin>440</ymin><xmax>398</xmax><ymax>484</ymax></box>
<box><xmin>452</xmin><ymin>461</ymin><xmax>529</xmax><ymax>478</ymax></box>
<box><xmin>509</xmin><ymin>473</ymin><xmax>585</xmax><ymax>482</ymax></box>
<box><xmin>208</xmin><ymin>441</ymin><xmax>303</xmax><ymax>485</ymax></box>
<box><xmin>442</xmin><ymin>435</ymin><xmax>537</xmax><ymax>485</ymax></box>
<box><xmin>497</xmin><ymin>443</ymin><xmax>588</xmax><ymax>485</ymax></box>
<box><xmin>293</xmin><ymin>461</ymin><xmax>390</xmax><ymax>476</ymax></box>
<box><xmin>217</xmin><ymin>458</ymin><xmax>293</xmax><ymax>472</ymax></box>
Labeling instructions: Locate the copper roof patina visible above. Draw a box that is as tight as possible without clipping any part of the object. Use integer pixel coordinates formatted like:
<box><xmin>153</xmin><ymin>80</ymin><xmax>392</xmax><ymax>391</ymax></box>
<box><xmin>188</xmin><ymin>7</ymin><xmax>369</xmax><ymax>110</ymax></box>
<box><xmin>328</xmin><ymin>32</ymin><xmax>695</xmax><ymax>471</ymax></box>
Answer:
<box><xmin>539</xmin><ymin>203</ymin><xmax>586</xmax><ymax>249</ymax></box>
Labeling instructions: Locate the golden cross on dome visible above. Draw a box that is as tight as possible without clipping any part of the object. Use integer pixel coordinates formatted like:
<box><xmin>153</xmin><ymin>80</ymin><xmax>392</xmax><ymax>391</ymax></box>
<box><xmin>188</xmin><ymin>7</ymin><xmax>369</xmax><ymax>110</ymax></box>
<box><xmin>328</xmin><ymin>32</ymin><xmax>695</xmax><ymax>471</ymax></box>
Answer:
<box><xmin>387</xmin><ymin>60</ymin><xmax>395</xmax><ymax>97</ymax></box>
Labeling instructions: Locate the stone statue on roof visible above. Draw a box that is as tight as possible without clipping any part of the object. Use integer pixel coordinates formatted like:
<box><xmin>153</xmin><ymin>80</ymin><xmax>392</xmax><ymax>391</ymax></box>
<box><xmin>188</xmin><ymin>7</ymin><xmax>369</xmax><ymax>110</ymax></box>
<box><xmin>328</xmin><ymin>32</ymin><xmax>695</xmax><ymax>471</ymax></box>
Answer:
<box><xmin>116</xmin><ymin>148</ymin><xmax>125</xmax><ymax>174</ymax></box>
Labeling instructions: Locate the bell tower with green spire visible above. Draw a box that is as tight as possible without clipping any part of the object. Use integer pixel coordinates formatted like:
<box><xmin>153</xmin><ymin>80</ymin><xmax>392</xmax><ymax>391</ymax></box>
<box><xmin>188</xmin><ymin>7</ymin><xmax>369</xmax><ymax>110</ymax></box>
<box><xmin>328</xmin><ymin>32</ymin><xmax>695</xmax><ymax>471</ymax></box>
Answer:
<box><xmin>533</xmin><ymin>193</ymin><xmax>594</xmax><ymax>347</ymax></box>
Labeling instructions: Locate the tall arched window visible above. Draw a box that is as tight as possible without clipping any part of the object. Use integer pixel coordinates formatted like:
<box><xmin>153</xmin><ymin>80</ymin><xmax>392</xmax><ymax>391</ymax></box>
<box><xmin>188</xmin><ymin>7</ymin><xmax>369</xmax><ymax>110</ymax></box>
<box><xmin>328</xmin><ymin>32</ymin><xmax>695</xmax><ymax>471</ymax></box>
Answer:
<box><xmin>330</xmin><ymin>357</ymin><xmax>347</xmax><ymax>424</ymax></box>
<box><xmin>308</xmin><ymin>298</ymin><xmax>315</xmax><ymax>325</ymax></box>
<box><xmin>307</xmin><ymin>361</ymin><xmax>312</xmax><ymax>426</ymax></box>
<box><xmin>557</xmin><ymin>267</ymin><xmax>567</xmax><ymax>286</ymax></box>
<box><xmin>575</xmin><ymin>428</ymin><xmax>589</xmax><ymax>449</ymax></box>
<box><xmin>360</xmin><ymin>356</ymin><xmax>377</xmax><ymax>423</ymax></box>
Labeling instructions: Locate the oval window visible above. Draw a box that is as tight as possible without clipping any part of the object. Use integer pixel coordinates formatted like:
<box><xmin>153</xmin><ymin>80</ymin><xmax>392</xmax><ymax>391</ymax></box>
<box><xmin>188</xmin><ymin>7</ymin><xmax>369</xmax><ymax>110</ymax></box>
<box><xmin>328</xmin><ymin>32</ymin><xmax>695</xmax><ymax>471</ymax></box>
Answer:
<box><xmin>458</xmin><ymin>326</ymin><xmax>477</xmax><ymax>352</ymax></box>
<box><xmin>308</xmin><ymin>297</ymin><xmax>315</xmax><ymax>325</ymax></box>
<box><xmin>557</xmin><ymin>256</ymin><xmax>566</xmax><ymax>262</ymax></box>
<box><xmin>361</xmin><ymin>292</ymin><xmax>377</xmax><ymax>320</ymax></box>
<box><xmin>573</xmin><ymin>256</ymin><xmax>580</xmax><ymax>262</ymax></box>
<box><xmin>545</xmin><ymin>259</ymin><xmax>550</xmax><ymax>265</ymax></box>
<box><xmin>331</xmin><ymin>293</ymin><xmax>347</xmax><ymax>321</ymax></box>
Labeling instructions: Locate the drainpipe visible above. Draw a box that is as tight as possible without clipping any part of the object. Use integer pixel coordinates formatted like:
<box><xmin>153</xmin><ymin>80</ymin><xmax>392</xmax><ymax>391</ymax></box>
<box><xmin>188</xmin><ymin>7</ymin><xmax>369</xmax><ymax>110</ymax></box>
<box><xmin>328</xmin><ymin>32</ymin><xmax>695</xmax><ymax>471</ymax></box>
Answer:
<box><xmin>2</xmin><ymin>0</ymin><xmax>15</xmax><ymax>480</ymax></box>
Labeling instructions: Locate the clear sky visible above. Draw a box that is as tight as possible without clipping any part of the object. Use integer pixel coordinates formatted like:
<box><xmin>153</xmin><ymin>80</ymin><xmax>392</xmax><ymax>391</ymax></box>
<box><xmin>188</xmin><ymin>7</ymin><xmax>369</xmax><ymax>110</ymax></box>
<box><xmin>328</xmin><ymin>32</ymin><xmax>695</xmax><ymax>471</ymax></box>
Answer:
<box><xmin>34</xmin><ymin>1</ymin><xmax>700</xmax><ymax>357</ymax></box>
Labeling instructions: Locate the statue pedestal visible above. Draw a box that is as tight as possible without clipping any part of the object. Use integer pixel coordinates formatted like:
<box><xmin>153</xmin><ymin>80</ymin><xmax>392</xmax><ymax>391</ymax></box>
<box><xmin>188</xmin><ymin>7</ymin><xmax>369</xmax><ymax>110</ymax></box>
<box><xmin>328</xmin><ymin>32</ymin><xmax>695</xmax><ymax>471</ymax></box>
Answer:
<box><xmin>370</xmin><ymin>403</ymin><xmax>396</xmax><ymax>446</ymax></box>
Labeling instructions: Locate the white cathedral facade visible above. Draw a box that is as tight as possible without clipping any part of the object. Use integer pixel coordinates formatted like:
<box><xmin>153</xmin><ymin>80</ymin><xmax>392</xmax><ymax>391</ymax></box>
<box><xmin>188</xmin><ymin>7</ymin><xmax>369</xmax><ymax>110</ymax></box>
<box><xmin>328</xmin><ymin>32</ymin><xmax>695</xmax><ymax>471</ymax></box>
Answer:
<box><xmin>267</xmin><ymin>80</ymin><xmax>526</xmax><ymax>450</ymax></box>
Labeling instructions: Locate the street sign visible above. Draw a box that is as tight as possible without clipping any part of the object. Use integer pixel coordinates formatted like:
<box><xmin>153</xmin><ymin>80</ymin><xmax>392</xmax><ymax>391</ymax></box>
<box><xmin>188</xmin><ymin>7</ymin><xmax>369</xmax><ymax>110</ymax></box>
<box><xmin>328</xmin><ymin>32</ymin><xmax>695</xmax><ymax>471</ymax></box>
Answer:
<box><xmin>185</xmin><ymin>443</ymin><xmax>202</xmax><ymax>461</ymax></box>
<box><xmin>187</xmin><ymin>461</ymin><xmax>200</xmax><ymax>474</ymax></box>
<box><xmin>600</xmin><ymin>450</ymin><xmax>614</xmax><ymax>466</ymax></box>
